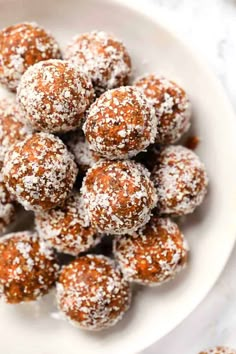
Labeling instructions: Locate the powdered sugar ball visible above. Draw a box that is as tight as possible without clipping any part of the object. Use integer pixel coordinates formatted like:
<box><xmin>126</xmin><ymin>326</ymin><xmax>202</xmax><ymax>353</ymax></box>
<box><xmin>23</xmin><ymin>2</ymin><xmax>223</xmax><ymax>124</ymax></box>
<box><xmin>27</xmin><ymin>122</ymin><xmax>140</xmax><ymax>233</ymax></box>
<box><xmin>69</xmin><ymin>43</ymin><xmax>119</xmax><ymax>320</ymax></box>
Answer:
<box><xmin>0</xmin><ymin>22</ymin><xmax>61</xmax><ymax>91</ymax></box>
<box><xmin>0</xmin><ymin>172</ymin><xmax>15</xmax><ymax>233</ymax></box>
<box><xmin>3</xmin><ymin>132</ymin><xmax>78</xmax><ymax>212</ymax></box>
<box><xmin>66</xmin><ymin>131</ymin><xmax>100</xmax><ymax>174</ymax></box>
<box><xmin>65</xmin><ymin>31</ymin><xmax>131</xmax><ymax>96</ymax></box>
<box><xmin>35</xmin><ymin>192</ymin><xmax>101</xmax><ymax>256</ymax></box>
<box><xmin>134</xmin><ymin>75</ymin><xmax>191</xmax><ymax>144</ymax></box>
<box><xmin>0</xmin><ymin>98</ymin><xmax>30</xmax><ymax>167</ymax></box>
<box><xmin>152</xmin><ymin>145</ymin><xmax>208</xmax><ymax>215</ymax></box>
<box><xmin>56</xmin><ymin>255</ymin><xmax>131</xmax><ymax>330</ymax></box>
<box><xmin>114</xmin><ymin>216</ymin><xmax>188</xmax><ymax>286</ymax></box>
<box><xmin>17</xmin><ymin>59</ymin><xmax>94</xmax><ymax>133</ymax></box>
<box><xmin>199</xmin><ymin>347</ymin><xmax>236</xmax><ymax>354</ymax></box>
<box><xmin>83</xmin><ymin>86</ymin><xmax>157</xmax><ymax>159</ymax></box>
<box><xmin>0</xmin><ymin>231</ymin><xmax>59</xmax><ymax>303</ymax></box>
<box><xmin>82</xmin><ymin>160</ymin><xmax>157</xmax><ymax>234</ymax></box>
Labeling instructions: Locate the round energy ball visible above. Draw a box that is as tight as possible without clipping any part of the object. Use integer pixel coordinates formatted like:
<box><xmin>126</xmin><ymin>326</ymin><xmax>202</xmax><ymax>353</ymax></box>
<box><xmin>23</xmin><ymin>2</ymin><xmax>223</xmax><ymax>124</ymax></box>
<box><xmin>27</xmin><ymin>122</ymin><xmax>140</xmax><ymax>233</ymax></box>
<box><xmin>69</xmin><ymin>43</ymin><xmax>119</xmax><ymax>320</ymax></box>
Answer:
<box><xmin>66</xmin><ymin>131</ymin><xmax>100</xmax><ymax>174</ymax></box>
<box><xmin>0</xmin><ymin>231</ymin><xmax>59</xmax><ymax>303</ymax></box>
<box><xmin>0</xmin><ymin>98</ymin><xmax>30</xmax><ymax>167</ymax></box>
<box><xmin>82</xmin><ymin>159</ymin><xmax>157</xmax><ymax>235</ymax></box>
<box><xmin>114</xmin><ymin>216</ymin><xmax>188</xmax><ymax>285</ymax></box>
<box><xmin>65</xmin><ymin>30</ymin><xmax>131</xmax><ymax>95</ymax></box>
<box><xmin>3</xmin><ymin>132</ymin><xmax>78</xmax><ymax>212</ymax></box>
<box><xmin>152</xmin><ymin>145</ymin><xmax>208</xmax><ymax>215</ymax></box>
<box><xmin>17</xmin><ymin>59</ymin><xmax>94</xmax><ymax>133</ymax></box>
<box><xmin>0</xmin><ymin>172</ymin><xmax>15</xmax><ymax>234</ymax></box>
<box><xmin>134</xmin><ymin>74</ymin><xmax>191</xmax><ymax>144</ymax></box>
<box><xmin>0</xmin><ymin>22</ymin><xmax>61</xmax><ymax>91</ymax></box>
<box><xmin>83</xmin><ymin>86</ymin><xmax>157</xmax><ymax>159</ymax></box>
<box><xmin>35</xmin><ymin>192</ymin><xmax>101</xmax><ymax>256</ymax></box>
<box><xmin>199</xmin><ymin>347</ymin><xmax>236</xmax><ymax>354</ymax></box>
<box><xmin>56</xmin><ymin>255</ymin><xmax>131</xmax><ymax>330</ymax></box>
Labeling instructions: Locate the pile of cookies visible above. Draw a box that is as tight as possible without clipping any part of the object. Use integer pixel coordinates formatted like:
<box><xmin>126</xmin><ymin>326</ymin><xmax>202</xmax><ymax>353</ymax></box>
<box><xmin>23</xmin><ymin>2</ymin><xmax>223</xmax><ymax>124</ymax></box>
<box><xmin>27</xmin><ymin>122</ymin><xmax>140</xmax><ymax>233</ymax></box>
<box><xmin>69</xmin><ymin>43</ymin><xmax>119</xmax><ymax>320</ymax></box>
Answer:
<box><xmin>0</xmin><ymin>22</ymin><xmax>208</xmax><ymax>330</ymax></box>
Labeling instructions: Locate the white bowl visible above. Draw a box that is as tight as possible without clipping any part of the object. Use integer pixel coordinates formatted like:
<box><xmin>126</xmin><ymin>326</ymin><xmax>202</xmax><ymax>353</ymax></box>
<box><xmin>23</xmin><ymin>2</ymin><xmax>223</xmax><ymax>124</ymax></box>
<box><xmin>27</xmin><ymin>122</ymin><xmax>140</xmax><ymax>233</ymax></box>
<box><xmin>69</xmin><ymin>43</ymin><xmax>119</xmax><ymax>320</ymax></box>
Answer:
<box><xmin>0</xmin><ymin>0</ymin><xmax>236</xmax><ymax>353</ymax></box>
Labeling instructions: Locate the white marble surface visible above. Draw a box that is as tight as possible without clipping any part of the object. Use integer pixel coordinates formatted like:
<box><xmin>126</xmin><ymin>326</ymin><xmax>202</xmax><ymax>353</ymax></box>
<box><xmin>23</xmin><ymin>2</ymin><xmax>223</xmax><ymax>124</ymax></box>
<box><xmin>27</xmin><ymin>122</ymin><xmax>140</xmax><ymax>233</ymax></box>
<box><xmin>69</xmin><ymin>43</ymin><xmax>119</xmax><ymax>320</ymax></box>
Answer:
<box><xmin>143</xmin><ymin>0</ymin><xmax>236</xmax><ymax>353</ymax></box>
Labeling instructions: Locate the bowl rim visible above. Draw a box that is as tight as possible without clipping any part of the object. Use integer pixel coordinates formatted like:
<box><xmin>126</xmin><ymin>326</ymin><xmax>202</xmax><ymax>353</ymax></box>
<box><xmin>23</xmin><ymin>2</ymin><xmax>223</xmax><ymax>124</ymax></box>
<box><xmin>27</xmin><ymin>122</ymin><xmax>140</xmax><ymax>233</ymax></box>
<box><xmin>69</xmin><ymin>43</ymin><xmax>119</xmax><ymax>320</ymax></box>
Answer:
<box><xmin>106</xmin><ymin>0</ymin><xmax>236</xmax><ymax>352</ymax></box>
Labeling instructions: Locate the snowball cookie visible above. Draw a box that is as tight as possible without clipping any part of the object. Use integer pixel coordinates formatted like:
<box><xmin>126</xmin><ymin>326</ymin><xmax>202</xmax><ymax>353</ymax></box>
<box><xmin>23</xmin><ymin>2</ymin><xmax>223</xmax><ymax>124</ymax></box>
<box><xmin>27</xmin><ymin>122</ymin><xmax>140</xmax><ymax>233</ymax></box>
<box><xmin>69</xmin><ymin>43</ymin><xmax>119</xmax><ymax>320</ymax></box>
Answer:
<box><xmin>0</xmin><ymin>231</ymin><xmax>59</xmax><ymax>303</ymax></box>
<box><xmin>134</xmin><ymin>74</ymin><xmax>191</xmax><ymax>144</ymax></box>
<box><xmin>83</xmin><ymin>86</ymin><xmax>157</xmax><ymax>159</ymax></box>
<box><xmin>35</xmin><ymin>192</ymin><xmax>101</xmax><ymax>256</ymax></box>
<box><xmin>82</xmin><ymin>160</ymin><xmax>157</xmax><ymax>235</ymax></box>
<box><xmin>17</xmin><ymin>59</ymin><xmax>94</xmax><ymax>133</ymax></box>
<box><xmin>114</xmin><ymin>216</ymin><xmax>188</xmax><ymax>285</ymax></box>
<box><xmin>65</xmin><ymin>31</ymin><xmax>131</xmax><ymax>95</ymax></box>
<box><xmin>56</xmin><ymin>255</ymin><xmax>131</xmax><ymax>330</ymax></box>
<box><xmin>152</xmin><ymin>145</ymin><xmax>208</xmax><ymax>215</ymax></box>
<box><xmin>3</xmin><ymin>132</ymin><xmax>78</xmax><ymax>212</ymax></box>
<box><xmin>66</xmin><ymin>130</ymin><xmax>100</xmax><ymax>174</ymax></box>
<box><xmin>0</xmin><ymin>22</ymin><xmax>61</xmax><ymax>91</ymax></box>
<box><xmin>199</xmin><ymin>347</ymin><xmax>236</xmax><ymax>354</ymax></box>
<box><xmin>0</xmin><ymin>98</ymin><xmax>30</xmax><ymax>167</ymax></box>
<box><xmin>0</xmin><ymin>172</ymin><xmax>15</xmax><ymax>234</ymax></box>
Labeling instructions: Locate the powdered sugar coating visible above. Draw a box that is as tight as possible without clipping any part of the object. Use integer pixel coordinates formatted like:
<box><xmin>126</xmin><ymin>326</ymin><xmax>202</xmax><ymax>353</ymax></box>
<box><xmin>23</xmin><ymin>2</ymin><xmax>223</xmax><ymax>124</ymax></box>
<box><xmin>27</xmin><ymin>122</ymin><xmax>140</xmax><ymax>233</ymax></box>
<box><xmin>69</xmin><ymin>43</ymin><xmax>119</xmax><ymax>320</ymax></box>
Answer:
<box><xmin>35</xmin><ymin>192</ymin><xmax>101</xmax><ymax>256</ymax></box>
<box><xmin>114</xmin><ymin>216</ymin><xmax>188</xmax><ymax>286</ymax></box>
<box><xmin>0</xmin><ymin>98</ymin><xmax>30</xmax><ymax>167</ymax></box>
<box><xmin>134</xmin><ymin>74</ymin><xmax>191</xmax><ymax>144</ymax></box>
<box><xmin>3</xmin><ymin>132</ymin><xmax>78</xmax><ymax>212</ymax></box>
<box><xmin>65</xmin><ymin>31</ymin><xmax>131</xmax><ymax>95</ymax></box>
<box><xmin>83</xmin><ymin>86</ymin><xmax>157</xmax><ymax>159</ymax></box>
<box><xmin>17</xmin><ymin>59</ymin><xmax>94</xmax><ymax>133</ymax></box>
<box><xmin>0</xmin><ymin>22</ymin><xmax>61</xmax><ymax>91</ymax></box>
<box><xmin>152</xmin><ymin>145</ymin><xmax>208</xmax><ymax>215</ymax></box>
<box><xmin>82</xmin><ymin>159</ymin><xmax>157</xmax><ymax>234</ymax></box>
<box><xmin>66</xmin><ymin>131</ymin><xmax>100</xmax><ymax>173</ymax></box>
<box><xmin>0</xmin><ymin>231</ymin><xmax>59</xmax><ymax>303</ymax></box>
<box><xmin>199</xmin><ymin>347</ymin><xmax>236</xmax><ymax>354</ymax></box>
<box><xmin>56</xmin><ymin>254</ymin><xmax>131</xmax><ymax>330</ymax></box>
<box><xmin>0</xmin><ymin>172</ymin><xmax>15</xmax><ymax>233</ymax></box>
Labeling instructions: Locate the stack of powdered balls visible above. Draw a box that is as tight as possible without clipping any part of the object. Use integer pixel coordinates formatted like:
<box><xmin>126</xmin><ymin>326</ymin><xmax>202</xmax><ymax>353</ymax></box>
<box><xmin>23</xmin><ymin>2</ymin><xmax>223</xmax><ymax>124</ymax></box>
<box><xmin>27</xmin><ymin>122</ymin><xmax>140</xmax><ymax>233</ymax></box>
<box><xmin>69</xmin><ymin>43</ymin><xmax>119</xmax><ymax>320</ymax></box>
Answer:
<box><xmin>0</xmin><ymin>22</ymin><xmax>208</xmax><ymax>331</ymax></box>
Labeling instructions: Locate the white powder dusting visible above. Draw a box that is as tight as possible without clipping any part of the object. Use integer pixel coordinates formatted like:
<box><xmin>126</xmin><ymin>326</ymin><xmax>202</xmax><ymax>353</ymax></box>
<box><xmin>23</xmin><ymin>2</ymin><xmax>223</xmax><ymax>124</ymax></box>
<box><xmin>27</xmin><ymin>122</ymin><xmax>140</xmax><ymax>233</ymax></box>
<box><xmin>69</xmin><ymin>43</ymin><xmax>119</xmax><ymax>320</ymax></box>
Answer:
<box><xmin>83</xmin><ymin>86</ymin><xmax>157</xmax><ymax>159</ymax></box>
<box><xmin>114</xmin><ymin>216</ymin><xmax>188</xmax><ymax>286</ymax></box>
<box><xmin>81</xmin><ymin>159</ymin><xmax>157</xmax><ymax>234</ymax></box>
<box><xmin>56</xmin><ymin>255</ymin><xmax>131</xmax><ymax>330</ymax></box>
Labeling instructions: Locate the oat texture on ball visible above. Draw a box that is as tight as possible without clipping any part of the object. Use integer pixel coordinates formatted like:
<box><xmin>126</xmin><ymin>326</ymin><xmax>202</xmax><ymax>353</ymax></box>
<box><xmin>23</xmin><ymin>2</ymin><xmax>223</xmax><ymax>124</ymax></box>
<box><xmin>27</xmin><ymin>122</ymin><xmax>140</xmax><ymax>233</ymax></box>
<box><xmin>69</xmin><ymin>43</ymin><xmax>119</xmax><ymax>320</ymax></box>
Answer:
<box><xmin>35</xmin><ymin>192</ymin><xmax>101</xmax><ymax>256</ymax></box>
<box><xmin>114</xmin><ymin>216</ymin><xmax>188</xmax><ymax>285</ymax></box>
<box><xmin>134</xmin><ymin>74</ymin><xmax>191</xmax><ymax>144</ymax></box>
<box><xmin>0</xmin><ymin>98</ymin><xmax>30</xmax><ymax>167</ymax></box>
<box><xmin>65</xmin><ymin>31</ymin><xmax>131</xmax><ymax>95</ymax></box>
<box><xmin>0</xmin><ymin>172</ymin><xmax>15</xmax><ymax>234</ymax></box>
<box><xmin>83</xmin><ymin>86</ymin><xmax>157</xmax><ymax>159</ymax></box>
<box><xmin>82</xmin><ymin>159</ymin><xmax>157</xmax><ymax>234</ymax></box>
<box><xmin>3</xmin><ymin>132</ymin><xmax>78</xmax><ymax>212</ymax></box>
<box><xmin>199</xmin><ymin>347</ymin><xmax>236</xmax><ymax>354</ymax></box>
<box><xmin>17</xmin><ymin>59</ymin><xmax>94</xmax><ymax>133</ymax></box>
<box><xmin>0</xmin><ymin>231</ymin><xmax>59</xmax><ymax>303</ymax></box>
<box><xmin>152</xmin><ymin>145</ymin><xmax>208</xmax><ymax>215</ymax></box>
<box><xmin>0</xmin><ymin>22</ymin><xmax>61</xmax><ymax>91</ymax></box>
<box><xmin>56</xmin><ymin>255</ymin><xmax>131</xmax><ymax>330</ymax></box>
